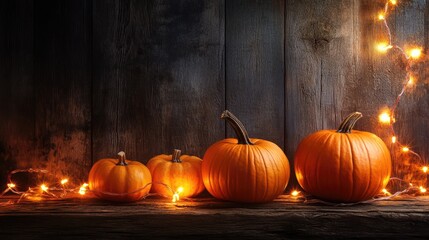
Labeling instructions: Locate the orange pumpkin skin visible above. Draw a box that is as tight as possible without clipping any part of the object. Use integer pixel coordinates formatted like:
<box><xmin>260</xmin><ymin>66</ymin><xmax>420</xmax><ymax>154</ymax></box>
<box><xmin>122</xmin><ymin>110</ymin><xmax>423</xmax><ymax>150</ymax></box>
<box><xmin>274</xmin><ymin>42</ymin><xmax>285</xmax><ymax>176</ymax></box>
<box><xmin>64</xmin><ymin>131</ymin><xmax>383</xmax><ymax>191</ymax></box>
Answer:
<box><xmin>147</xmin><ymin>149</ymin><xmax>205</xmax><ymax>198</ymax></box>
<box><xmin>202</xmin><ymin>111</ymin><xmax>290</xmax><ymax>203</ymax></box>
<box><xmin>294</xmin><ymin>112</ymin><xmax>391</xmax><ymax>203</ymax></box>
<box><xmin>88</xmin><ymin>152</ymin><xmax>152</xmax><ymax>202</ymax></box>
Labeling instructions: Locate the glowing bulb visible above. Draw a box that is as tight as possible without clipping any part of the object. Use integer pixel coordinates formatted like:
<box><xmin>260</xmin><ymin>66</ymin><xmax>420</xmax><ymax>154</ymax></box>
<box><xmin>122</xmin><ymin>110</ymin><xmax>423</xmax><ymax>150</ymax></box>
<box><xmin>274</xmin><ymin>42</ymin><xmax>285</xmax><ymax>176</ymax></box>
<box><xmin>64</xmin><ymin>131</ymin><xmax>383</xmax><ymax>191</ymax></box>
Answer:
<box><xmin>379</xmin><ymin>112</ymin><xmax>391</xmax><ymax>124</ymax></box>
<box><xmin>61</xmin><ymin>179</ymin><xmax>69</xmax><ymax>185</ymax></box>
<box><xmin>402</xmin><ymin>147</ymin><xmax>410</xmax><ymax>153</ymax></box>
<box><xmin>419</xmin><ymin>186</ymin><xmax>427</xmax><ymax>193</ymax></box>
<box><xmin>172</xmin><ymin>186</ymin><xmax>184</xmax><ymax>203</ymax></box>
<box><xmin>390</xmin><ymin>0</ymin><xmax>397</xmax><ymax>5</ymax></box>
<box><xmin>378</xmin><ymin>14</ymin><xmax>385</xmax><ymax>20</ymax></box>
<box><xmin>376</xmin><ymin>42</ymin><xmax>392</xmax><ymax>53</ymax></box>
<box><xmin>391</xmin><ymin>136</ymin><xmax>397</xmax><ymax>143</ymax></box>
<box><xmin>408</xmin><ymin>48</ymin><xmax>422</xmax><ymax>59</ymax></box>
<box><xmin>291</xmin><ymin>190</ymin><xmax>300</xmax><ymax>197</ymax></box>
<box><xmin>382</xmin><ymin>188</ymin><xmax>391</xmax><ymax>195</ymax></box>
<box><xmin>79</xmin><ymin>183</ymin><xmax>88</xmax><ymax>195</ymax></box>
<box><xmin>422</xmin><ymin>166</ymin><xmax>428</xmax><ymax>173</ymax></box>
<box><xmin>7</xmin><ymin>183</ymin><xmax>16</xmax><ymax>189</ymax></box>
<box><xmin>40</xmin><ymin>184</ymin><xmax>48</xmax><ymax>192</ymax></box>
<box><xmin>407</xmin><ymin>76</ymin><xmax>414</xmax><ymax>86</ymax></box>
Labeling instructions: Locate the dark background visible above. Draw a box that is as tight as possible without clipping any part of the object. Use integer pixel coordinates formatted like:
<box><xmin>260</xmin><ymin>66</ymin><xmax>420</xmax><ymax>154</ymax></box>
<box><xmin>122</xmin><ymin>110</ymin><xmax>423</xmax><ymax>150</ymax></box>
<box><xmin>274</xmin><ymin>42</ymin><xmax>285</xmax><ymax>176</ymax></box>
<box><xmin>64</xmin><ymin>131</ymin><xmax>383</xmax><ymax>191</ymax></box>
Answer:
<box><xmin>1</xmin><ymin>0</ymin><xmax>428</xmax><ymax>189</ymax></box>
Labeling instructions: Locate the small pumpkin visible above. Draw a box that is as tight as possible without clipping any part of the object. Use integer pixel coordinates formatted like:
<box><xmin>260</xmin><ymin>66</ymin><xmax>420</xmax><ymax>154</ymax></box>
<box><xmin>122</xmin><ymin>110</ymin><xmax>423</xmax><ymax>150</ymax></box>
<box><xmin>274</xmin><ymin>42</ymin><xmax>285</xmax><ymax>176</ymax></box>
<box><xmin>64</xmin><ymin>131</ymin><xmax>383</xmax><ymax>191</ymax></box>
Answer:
<box><xmin>294</xmin><ymin>112</ymin><xmax>392</xmax><ymax>203</ymax></box>
<box><xmin>147</xmin><ymin>149</ymin><xmax>205</xmax><ymax>198</ymax></box>
<box><xmin>88</xmin><ymin>151</ymin><xmax>152</xmax><ymax>202</ymax></box>
<box><xmin>202</xmin><ymin>110</ymin><xmax>290</xmax><ymax>203</ymax></box>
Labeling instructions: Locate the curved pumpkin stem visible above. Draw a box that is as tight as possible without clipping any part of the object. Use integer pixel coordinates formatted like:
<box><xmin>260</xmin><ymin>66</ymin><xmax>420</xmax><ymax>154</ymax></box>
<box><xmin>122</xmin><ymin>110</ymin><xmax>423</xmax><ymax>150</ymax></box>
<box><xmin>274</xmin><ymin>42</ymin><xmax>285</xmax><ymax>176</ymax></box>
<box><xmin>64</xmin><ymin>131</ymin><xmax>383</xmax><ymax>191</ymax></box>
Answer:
<box><xmin>117</xmin><ymin>151</ymin><xmax>128</xmax><ymax>166</ymax></box>
<box><xmin>221</xmin><ymin>110</ymin><xmax>253</xmax><ymax>145</ymax></box>
<box><xmin>337</xmin><ymin>112</ymin><xmax>363</xmax><ymax>133</ymax></box>
<box><xmin>172</xmin><ymin>149</ymin><xmax>182</xmax><ymax>163</ymax></box>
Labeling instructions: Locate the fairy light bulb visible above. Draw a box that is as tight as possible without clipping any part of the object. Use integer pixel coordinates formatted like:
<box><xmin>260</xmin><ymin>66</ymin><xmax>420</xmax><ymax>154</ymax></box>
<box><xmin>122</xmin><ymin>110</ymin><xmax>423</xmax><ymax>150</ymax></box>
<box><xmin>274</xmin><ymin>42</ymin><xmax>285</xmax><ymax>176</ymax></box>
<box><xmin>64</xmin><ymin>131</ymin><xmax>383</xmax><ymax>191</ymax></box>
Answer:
<box><xmin>390</xmin><ymin>0</ymin><xmax>397</xmax><ymax>5</ymax></box>
<box><xmin>422</xmin><ymin>166</ymin><xmax>428</xmax><ymax>173</ymax></box>
<box><xmin>291</xmin><ymin>190</ymin><xmax>300</xmax><ymax>197</ymax></box>
<box><xmin>382</xmin><ymin>188</ymin><xmax>391</xmax><ymax>195</ymax></box>
<box><xmin>7</xmin><ymin>183</ymin><xmax>16</xmax><ymax>189</ymax></box>
<box><xmin>419</xmin><ymin>186</ymin><xmax>427</xmax><ymax>193</ymax></box>
<box><xmin>376</xmin><ymin>42</ymin><xmax>392</xmax><ymax>53</ymax></box>
<box><xmin>379</xmin><ymin>112</ymin><xmax>391</xmax><ymax>124</ymax></box>
<box><xmin>391</xmin><ymin>136</ymin><xmax>397</xmax><ymax>143</ymax></box>
<box><xmin>378</xmin><ymin>13</ymin><xmax>385</xmax><ymax>20</ymax></box>
<box><xmin>79</xmin><ymin>183</ymin><xmax>88</xmax><ymax>195</ymax></box>
<box><xmin>409</xmin><ymin>48</ymin><xmax>422</xmax><ymax>59</ymax></box>
<box><xmin>40</xmin><ymin>184</ymin><xmax>48</xmax><ymax>192</ymax></box>
<box><xmin>172</xmin><ymin>186</ymin><xmax>184</xmax><ymax>203</ymax></box>
<box><xmin>61</xmin><ymin>179</ymin><xmax>69</xmax><ymax>185</ymax></box>
<box><xmin>402</xmin><ymin>147</ymin><xmax>410</xmax><ymax>153</ymax></box>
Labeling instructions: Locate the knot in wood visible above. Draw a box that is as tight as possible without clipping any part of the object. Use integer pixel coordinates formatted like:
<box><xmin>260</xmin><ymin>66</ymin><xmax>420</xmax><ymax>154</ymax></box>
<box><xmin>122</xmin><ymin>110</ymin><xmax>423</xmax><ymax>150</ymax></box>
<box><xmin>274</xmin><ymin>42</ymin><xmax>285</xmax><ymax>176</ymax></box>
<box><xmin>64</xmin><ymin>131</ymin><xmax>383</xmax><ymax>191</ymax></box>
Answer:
<box><xmin>301</xmin><ymin>21</ymin><xmax>334</xmax><ymax>53</ymax></box>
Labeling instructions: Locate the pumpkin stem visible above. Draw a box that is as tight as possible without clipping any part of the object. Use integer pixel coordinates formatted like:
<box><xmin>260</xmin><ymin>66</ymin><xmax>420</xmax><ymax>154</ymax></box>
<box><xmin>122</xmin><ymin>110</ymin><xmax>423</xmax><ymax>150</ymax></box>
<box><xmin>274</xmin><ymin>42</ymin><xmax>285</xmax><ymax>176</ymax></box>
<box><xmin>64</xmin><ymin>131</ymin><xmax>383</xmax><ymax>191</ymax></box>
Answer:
<box><xmin>172</xmin><ymin>149</ymin><xmax>182</xmax><ymax>163</ymax></box>
<box><xmin>117</xmin><ymin>151</ymin><xmax>128</xmax><ymax>166</ymax></box>
<box><xmin>221</xmin><ymin>110</ymin><xmax>253</xmax><ymax>145</ymax></box>
<box><xmin>337</xmin><ymin>112</ymin><xmax>363</xmax><ymax>133</ymax></box>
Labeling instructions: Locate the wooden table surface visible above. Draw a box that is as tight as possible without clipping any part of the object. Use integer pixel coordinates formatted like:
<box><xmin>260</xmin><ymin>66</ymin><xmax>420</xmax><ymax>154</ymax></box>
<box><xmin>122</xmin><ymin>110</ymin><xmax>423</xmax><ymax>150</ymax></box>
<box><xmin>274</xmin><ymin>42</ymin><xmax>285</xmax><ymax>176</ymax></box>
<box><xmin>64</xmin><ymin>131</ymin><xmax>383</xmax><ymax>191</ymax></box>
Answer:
<box><xmin>1</xmin><ymin>194</ymin><xmax>429</xmax><ymax>239</ymax></box>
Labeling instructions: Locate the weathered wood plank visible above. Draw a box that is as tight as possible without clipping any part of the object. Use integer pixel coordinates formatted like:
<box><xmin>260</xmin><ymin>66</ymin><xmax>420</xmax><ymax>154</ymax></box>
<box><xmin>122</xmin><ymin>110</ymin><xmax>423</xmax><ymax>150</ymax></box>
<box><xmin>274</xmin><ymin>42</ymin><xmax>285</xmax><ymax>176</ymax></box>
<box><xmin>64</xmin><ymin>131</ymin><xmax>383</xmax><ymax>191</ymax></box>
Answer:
<box><xmin>225</xmin><ymin>0</ymin><xmax>285</xmax><ymax>148</ymax></box>
<box><xmin>33</xmin><ymin>0</ymin><xmax>92</xmax><ymax>182</ymax></box>
<box><xmin>285</xmin><ymin>0</ymin><xmax>356</xmax><ymax>185</ymax></box>
<box><xmin>92</xmin><ymin>0</ymin><xmax>225</xmax><ymax>163</ymax></box>
<box><xmin>389</xmin><ymin>0</ymin><xmax>429</xmax><ymax>185</ymax></box>
<box><xmin>1</xmin><ymin>195</ymin><xmax>429</xmax><ymax>239</ymax></box>
<box><xmin>0</xmin><ymin>0</ymin><xmax>34</xmax><ymax>187</ymax></box>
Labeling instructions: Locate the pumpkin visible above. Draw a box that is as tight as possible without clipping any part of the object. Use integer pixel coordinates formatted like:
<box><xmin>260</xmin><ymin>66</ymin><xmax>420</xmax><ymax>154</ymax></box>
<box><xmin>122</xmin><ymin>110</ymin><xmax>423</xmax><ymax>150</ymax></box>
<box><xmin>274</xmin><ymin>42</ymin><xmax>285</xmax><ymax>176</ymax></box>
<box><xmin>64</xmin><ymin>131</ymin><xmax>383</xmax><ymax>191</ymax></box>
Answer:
<box><xmin>88</xmin><ymin>151</ymin><xmax>152</xmax><ymax>202</ymax></box>
<box><xmin>294</xmin><ymin>112</ymin><xmax>392</xmax><ymax>203</ymax></box>
<box><xmin>147</xmin><ymin>149</ymin><xmax>205</xmax><ymax>198</ymax></box>
<box><xmin>202</xmin><ymin>110</ymin><xmax>290</xmax><ymax>203</ymax></box>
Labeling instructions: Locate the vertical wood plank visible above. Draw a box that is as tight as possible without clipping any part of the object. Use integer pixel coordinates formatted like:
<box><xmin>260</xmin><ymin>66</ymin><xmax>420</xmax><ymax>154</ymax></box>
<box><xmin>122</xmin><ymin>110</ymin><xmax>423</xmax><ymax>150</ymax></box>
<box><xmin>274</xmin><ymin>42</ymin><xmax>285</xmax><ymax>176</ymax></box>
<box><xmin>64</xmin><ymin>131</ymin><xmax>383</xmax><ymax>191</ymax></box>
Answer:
<box><xmin>0</xmin><ymin>0</ymin><xmax>34</xmax><ymax>186</ymax></box>
<box><xmin>388</xmin><ymin>0</ymin><xmax>429</xmax><ymax>185</ymax></box>
<box><xmin>285</xmin><ymin>0</ymin><xmax>356</xmax><ymax>185</ymax></box>
<box><xmin>34</xmin><ymin>0</ymin><xmax>92</xmax><ymax>182</ymax></box>
<box><xmin>226</xmin><ymin>0</ymin><xmax>285</xmax><ymax>148</ymax></box>
<box><xmin>93</xmin><ymin>0</ymin><xmax>225</xmax><ymax>163</ymax></box>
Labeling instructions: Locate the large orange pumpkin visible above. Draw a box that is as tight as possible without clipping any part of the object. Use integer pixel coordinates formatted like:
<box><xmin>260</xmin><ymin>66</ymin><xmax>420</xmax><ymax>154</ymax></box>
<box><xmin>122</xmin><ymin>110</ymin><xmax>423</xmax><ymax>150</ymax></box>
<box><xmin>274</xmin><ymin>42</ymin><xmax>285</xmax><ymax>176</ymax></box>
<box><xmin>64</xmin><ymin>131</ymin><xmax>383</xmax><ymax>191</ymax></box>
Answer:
<box><xmin>88</xmin><ymin>151</ymin><xmax>152</xmax><ymax>202</ymax></box>
<box><xmin>147</xmin><ymin>149</ymin><xmax>205</xmax><ymax>198</ymax></box>
<box><xmin>294</xmin><ymin>112</ymin><xmax>392</xmax><ymax>203</ymax></box>
<box><xmin>202</xmin><ymin>110</ymin><xmax>290</xmax><ymax>203</ymax></box>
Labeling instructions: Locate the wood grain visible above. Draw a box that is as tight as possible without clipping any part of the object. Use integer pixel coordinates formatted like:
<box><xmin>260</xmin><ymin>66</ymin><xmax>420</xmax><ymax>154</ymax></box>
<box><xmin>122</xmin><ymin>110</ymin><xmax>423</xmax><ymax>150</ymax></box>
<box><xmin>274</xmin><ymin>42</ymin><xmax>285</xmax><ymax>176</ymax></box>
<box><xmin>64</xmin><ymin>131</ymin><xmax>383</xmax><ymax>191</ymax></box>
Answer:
<box><xmin>0</xmin><ymin>0</ymin><xmax>34</xmax><ymax>187</ymax></box>
<box><xmin>92</xmin><ymin>0</ymin><xmax>225</xmax><ymax>163</ymax></box>
<box><xmin>33</xmin><ymin>0</ymin><xmax>92</xmax><ymax>182</ymax></box>
<box><xmin>226</xmin><ymin>0</ymin><xmax>285</xmax><ymax>149</ymax></box>
<box><xmin>285</xmin><ymin>0</ymin><xmax>356</xmax><ymax>185</ymax></box>
<box><xmin>1</xmin><ymin>195</ymin><xmax>429</xmax><ymax>239</ymax></box>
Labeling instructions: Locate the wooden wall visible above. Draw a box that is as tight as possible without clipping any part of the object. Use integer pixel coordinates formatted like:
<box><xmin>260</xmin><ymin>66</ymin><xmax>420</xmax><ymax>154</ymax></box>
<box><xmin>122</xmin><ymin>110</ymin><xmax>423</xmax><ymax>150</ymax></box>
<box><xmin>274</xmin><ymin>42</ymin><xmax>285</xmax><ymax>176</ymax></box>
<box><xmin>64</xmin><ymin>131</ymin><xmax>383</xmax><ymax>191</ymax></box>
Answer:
<box><xmin>1</xmin><ymin>0</ymin><xmax>428</xmax><ymax>189</ymax></box>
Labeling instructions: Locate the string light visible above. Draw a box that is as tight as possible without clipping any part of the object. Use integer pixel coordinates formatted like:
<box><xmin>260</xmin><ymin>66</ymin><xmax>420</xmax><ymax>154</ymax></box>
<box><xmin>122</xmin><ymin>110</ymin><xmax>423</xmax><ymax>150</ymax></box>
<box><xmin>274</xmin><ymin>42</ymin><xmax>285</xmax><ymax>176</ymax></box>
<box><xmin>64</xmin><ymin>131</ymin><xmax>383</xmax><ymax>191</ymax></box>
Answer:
<box><xmin>291</xmin><ymin>190</ymin><xmax>300</xmax><ymax>197</ymax></box>
<box><xmin>376</xmin><ymin>42</ymin><xmax>393</xmax><ymax>53</ymax></box>
<box><xmin>61</xmin><ymin>179</ymin><xmax>69</xmax><ymax>185</ymax></box>
<box><xmin>376</xmin><ymin>0</ymin><xmax>428</xmax><ymax>198</ymax></box>
<box><xmin>408</xmin><ymin>48</ymin><xmax>422</xmax><ymax>60</ymax></box>
<box><xmin>79</xmin><ymin>183</ymin><xmax>88</xmax><ymax>195</ymax></box>
<box><xmin>40</xmin><ymin>184</ymin><xmax>48</xmax><ymax>192</ymax></box>
<box><xmin>402</xmin><ymin>147</ymin><xmax>410</xmax><ymax>153</ymax></box>
<box><xmin>379</xmin><ymin>112</ymin><xmax>391</xmax><ymax>124</ymax></box>
<box><xmin>172</xmin><ymin>186</ymin><xmax>184</xmax><ymax>203</ymax></box>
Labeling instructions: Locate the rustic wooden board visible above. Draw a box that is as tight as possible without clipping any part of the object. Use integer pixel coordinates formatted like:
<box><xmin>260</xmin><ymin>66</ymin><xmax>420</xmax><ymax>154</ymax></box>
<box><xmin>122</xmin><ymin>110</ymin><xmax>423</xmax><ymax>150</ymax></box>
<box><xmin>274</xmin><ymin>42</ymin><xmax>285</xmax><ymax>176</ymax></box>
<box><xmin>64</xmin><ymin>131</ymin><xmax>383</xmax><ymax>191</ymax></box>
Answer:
<box><xmin>285</xmin><ymin>0</ymin><xmax>356</xmax><ymax>185</ymax></box>
<box><xmin>33</xmin><ymin>0</ymin><xmax>92</xmax><ymax>182</ymax></box>
<box><xmin>225</xmin><ymin>0</ymin><xmax>285</xmax><ymax>149</ymax></box>
<box><xmin>92</xmin><ymin>0</ymin><xmax>225</xmax><ymax>163</ymax></box>
<box><xmin>0</xmin><ymin>0</ymin><xmax>34</xmax><ymax>187</ymax></box>
<box><xmin>1</xmin><ymin>195</ymin><xmax>429</xmax><ymax>239</ymax></box>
